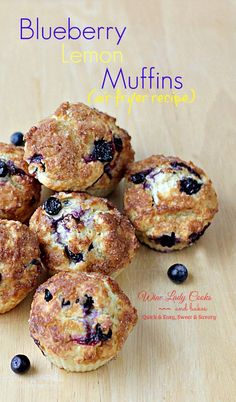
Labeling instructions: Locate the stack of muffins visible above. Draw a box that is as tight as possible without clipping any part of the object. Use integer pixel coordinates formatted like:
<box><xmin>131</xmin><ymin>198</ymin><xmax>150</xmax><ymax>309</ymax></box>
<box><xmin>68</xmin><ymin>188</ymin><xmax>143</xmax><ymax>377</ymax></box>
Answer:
<box><xmin>0</xmin><ymin>102</ymin><xmax>218</xmax><ymax>372</ymax></box>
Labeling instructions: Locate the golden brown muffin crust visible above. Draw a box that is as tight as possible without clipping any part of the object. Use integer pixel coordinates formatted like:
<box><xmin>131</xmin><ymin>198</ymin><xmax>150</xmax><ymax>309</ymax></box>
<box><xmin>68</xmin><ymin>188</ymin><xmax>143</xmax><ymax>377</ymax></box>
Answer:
<box><xmin>0</xmin><ymin>220</ymin><xmax>43</xmax><ymax>313</ymax></box>
<box><xmin>29</xmin><ymin>272</ymin><xmax>138</xmax><ymax>369</ymax></box>
<box><xmin>124</xmin><ymin>155</ymin><xmax>218</xmax><ymax>251</ymax></box>
<box><xmin>30</xmin><ymin>192</ymin><xmax>139</xmax><ymax>276</ymax></box>
<box><xmin>24</xmin><ymin>102</ymin><xmax>134</xmax><ymax>195</ymax></box>
<box><xmin>0</xmin><ymin>142</ymin><xmax>41</xmax><ymax>222</ymax></box>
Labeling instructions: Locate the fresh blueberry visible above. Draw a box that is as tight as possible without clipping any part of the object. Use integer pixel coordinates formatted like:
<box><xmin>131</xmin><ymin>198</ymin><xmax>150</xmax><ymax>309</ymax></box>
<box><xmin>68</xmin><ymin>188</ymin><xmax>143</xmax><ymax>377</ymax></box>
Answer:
<box><xmin>10</xmin><ymin>355</ymin><xmax>30</xmax><ymax>374</ymax></box>
<box><xmin>44</xmin><ymin>289</ymin><xmax>53</xmax><ymax>302</ymax></box>
<box><xmin>156</xmin><ymin>232</ymin><xmax>176</xmax><ymax>248</ymax></box>
<box><xmin>114</xmin><ymin>136</ymin><xmax>123</xmax><ymax>152</ymax></box>
<box><xmin>10</xmin><ymin>132</ymin><xmax>24</xmax><ymax>147</ymax></box>
<box><xmin>167</xmin><ymin>264</ymin><xmax>188</xmax><ymax>284</ymax></box>
<box><xmin>92</xmin><ymin>140</ymin><xmax>114</xmax><ymax>162</ymax></box>
<box><xmin>65</xmin><ymin>246</ymin><xmax>83</xmax><ymax>263</ymax></box>
<box><xmin>0</xmin><ymin>160</ymin><xmax>8</xmax><ymax>177</ymax></box>
<box><xmin>180</xmin><ymin>177</ymin><xmax>202</xmax><ymax>195</ymax></box>
<box><xmin>44</xmin><ymin>197</ymin><xmax>62</xmax><ymax>215</ymax></box>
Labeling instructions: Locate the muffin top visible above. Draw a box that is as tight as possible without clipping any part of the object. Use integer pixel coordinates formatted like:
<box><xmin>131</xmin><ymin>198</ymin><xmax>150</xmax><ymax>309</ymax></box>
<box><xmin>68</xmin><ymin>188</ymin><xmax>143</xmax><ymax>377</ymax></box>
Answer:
<box><xmin>0</xmin><ymin>143</ymin><xmax>41</xmax><ymax>222</ymax></box>
<box><xmin>124</xmin><ymin>155</ymin><xmax>218</xmax><ymax>249</ymax></box>
<box><xmin>30</xmin><ymin>192</ymin><xmax>139</xmax><ymax>276</ymax></box>
<box><xmin>24</xmin><ymin>102</ymin><xmax>134</xmax><ymax>195</ymax></box>
<box><xmin>29</xmin><ymin>272</ymin><xmax>138</xmax><ymax>367</ymax></box>
<box><xmin>0</xmin><ymin>219</ymin><xmax>42</xmax><ymax>313</ymax></box>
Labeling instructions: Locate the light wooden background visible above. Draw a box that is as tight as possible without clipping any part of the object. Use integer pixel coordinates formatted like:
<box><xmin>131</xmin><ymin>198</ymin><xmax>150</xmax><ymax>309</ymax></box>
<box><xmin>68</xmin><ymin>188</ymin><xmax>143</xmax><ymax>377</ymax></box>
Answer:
<box><xmin>0</xmin><ymin>1</ymin><xmax>236</xmax><ymax>401</ymax></box>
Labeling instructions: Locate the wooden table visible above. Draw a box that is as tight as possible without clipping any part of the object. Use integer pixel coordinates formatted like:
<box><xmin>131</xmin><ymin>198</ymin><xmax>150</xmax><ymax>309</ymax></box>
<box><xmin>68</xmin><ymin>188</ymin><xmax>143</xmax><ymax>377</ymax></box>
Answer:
<box><xmin>0</xmin><ymin>1</ymin><xmax>235</xmax><ymax>401</ymax></box>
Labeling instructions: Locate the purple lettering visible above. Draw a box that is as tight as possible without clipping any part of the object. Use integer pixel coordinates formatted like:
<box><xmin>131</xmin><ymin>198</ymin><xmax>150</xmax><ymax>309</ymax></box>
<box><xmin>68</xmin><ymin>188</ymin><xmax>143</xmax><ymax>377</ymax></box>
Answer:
<box><xmin>101</xmin><ymin>68</ymin><xmax>126</xmax><ymax>89</ymax></box>
<box><xmin>53</xmin><ymin>26</ymin><xmax>66</xmax><ymax>40</ymax></box>
<box><xmin>20</xmin><ymin>18</ymin><xmax>34</xmax><ymax>39</ymax></box>
<box><xmin>83</xmin><ymin>26</ymin><xmax>95</xmax><ymax>40</ymax></box>
<box><xmin>68</xmin><ymin>17</ymin><xmax>81</xmax><ymax>40</ymax></box>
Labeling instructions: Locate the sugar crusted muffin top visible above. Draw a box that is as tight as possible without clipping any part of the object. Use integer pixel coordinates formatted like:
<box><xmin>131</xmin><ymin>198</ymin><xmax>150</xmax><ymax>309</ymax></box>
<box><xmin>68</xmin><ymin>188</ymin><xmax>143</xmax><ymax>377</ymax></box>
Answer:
<box><xmin>29</xmin><ymin>271</ymin><xmax>138</xmax><ymax>372</ymax></box>
<box><xmin>30</xmin><ymin>192</ymin><xmax>139</xmax><ymax>276</ymax></box>
<box><xmin>24</xmin><ymin>102</ymin><xmax>134</xmax><ymax>196</ymax></box>
<box><xmin>0</xmin><ymin>143</ymin><xmax>41</xmax><ymax>222</ymax></box>
<box><xmin>124</xmin><ymin>155</ymin><xmax>218</xmax><ymax>251</ymax></box>
<box><xmin>0</xmin><ymin>219</ymin><xmax>43</xmax><ymax>314</ymax></box>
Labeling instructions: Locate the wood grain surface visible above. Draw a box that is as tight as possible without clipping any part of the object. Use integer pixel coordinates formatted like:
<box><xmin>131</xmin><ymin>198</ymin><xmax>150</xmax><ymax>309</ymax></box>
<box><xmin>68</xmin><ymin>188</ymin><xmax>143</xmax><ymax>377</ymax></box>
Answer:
<box><xmin>0</xmin><ymin>1</ymin><xmax>236</xmax><ymax>401</ymax></box>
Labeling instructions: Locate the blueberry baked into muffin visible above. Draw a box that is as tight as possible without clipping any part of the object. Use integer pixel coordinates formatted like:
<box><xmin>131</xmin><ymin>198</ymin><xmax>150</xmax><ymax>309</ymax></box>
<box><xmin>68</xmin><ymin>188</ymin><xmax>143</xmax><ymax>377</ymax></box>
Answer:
<box><xmin>124</xmin><ymin>155</ymin><xmax>218</xmax><ymax>251</ymax></box>
<box><xmin>29</xmin><ymin>192</ymin><xmax>139</xmax><ymax>277</ymax></box>
<box><xmin>0</xmin><ymin>143</ymin><xmax>41</xmax><ymax>222</ymax></box>
<box><xmin>0</xmin><ymin>220</ymin><xmax>43</xmax><ymax>313</ymax></box>
<box><xmin>29</xmin><ymin>271</ymin><xmax>138</xmax><ymax>372</ymax></box>
<box><xmin>24</xmin><ymin>102</ymin><xmax>134</xmax><ymax>196</ymax></box>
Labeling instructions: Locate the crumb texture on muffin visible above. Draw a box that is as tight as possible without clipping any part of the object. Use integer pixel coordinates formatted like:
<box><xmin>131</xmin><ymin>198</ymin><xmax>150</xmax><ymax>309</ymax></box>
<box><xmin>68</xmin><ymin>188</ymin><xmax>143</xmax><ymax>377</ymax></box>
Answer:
<box><xmin>29</xmin><ymin>272</ymin><xmax>138</xmax><ymax>372</ymax></box>
<box><xmin>30</xmin><ymin>192</ymin><xmax>139</xmax><ymax>276</ymax></box>
<box><xmin>24</xmin><ymin>102</ymin><xmax>134</xmax><ymax>196</ymax></box>
<box><xmin>124</xmin><ymin>155</ymin><xmax>218</xmax><ymax>251</ymax></box>
<box><xmin>0</xmin><ymin>143</ymin><xmax>41</xmax><ymax>222</ymax></box>
<box><xmin>0</xmin><ymin>220</ymin><xmax>43</xmax><ymax>313</ymax></box>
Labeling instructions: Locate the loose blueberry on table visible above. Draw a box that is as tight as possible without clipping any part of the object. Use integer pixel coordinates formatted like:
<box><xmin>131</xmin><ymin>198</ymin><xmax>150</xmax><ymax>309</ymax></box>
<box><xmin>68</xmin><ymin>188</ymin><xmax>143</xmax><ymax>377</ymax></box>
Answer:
<box><xmin>167</xmin><ymin>264</ymin><xmax>188</xmax><ymax>284</ymax></box>
<box><xmin>44</xmin><ymin>197</ymin><xmax>62</xmax><ymax>215</ymax></box>
<box><xmin>10</xmin><ymin>355</ymin><xmax>30</xmax><ymax>374</ymax></box>
<box><xmin>10</xmin><ymin>132</ymin><xmax>24</xmax><ymax>147</ymax></box>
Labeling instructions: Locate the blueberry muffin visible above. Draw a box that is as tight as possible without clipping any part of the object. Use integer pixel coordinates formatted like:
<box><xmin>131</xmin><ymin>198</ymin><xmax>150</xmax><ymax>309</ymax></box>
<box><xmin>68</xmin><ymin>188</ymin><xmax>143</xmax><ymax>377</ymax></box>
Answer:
<box><xmin>29</xmin><ymin>192</ymin><xmax>139</xmax><ymax>276</ymax></box>
<box><xmin>0</xmin><ymin>220</ymin><xmax>43</xmax><ymax>313</ymax></box>
<box><xmin>24</xmin><ymin>102</ymin><xmax>134</xmax><ymax>196</ymax></box>
<box><xmin>124</xmin><ymin>155</ymin><xmax>218</xmax><ymax>251</ymax></box>
<box><xmin>29</xmin><ymin>271</ymin><xmax>138</xmax><ymax>372</ymax></box>
<box><xmin>0</xmin><ymin>143</ymin><xmax>41</xmax><ymax>222</ymax></box>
